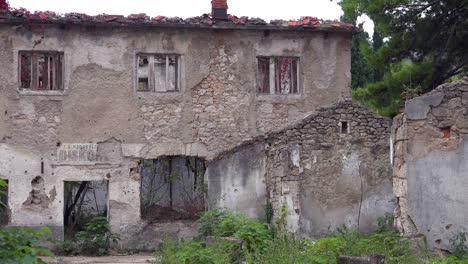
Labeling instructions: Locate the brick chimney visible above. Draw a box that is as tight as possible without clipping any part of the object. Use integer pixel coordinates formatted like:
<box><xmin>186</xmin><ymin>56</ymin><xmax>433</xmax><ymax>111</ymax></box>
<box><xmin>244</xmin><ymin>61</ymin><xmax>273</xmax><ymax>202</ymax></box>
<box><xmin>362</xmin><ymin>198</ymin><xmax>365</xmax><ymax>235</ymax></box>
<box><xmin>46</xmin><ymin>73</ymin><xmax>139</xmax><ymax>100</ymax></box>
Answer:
<box><xmin>212</xmin><ymin>0</ymin><xmax>228</xmax><ymax>20</ymax></box>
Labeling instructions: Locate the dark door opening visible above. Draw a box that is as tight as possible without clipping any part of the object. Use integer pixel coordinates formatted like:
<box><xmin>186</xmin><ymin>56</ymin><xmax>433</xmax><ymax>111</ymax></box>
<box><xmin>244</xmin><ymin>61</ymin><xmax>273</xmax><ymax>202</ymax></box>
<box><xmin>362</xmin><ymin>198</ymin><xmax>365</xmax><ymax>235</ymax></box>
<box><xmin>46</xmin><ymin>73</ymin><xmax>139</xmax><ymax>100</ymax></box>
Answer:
<box><xmin>139</xmin><ymin>156</ymin><xmax>206</xmax><ymax>222</ymax></box>
<box><xmin>63</xmin><ymin>180</ymin><xmax>108</xmax><ymax>238</ymax></box>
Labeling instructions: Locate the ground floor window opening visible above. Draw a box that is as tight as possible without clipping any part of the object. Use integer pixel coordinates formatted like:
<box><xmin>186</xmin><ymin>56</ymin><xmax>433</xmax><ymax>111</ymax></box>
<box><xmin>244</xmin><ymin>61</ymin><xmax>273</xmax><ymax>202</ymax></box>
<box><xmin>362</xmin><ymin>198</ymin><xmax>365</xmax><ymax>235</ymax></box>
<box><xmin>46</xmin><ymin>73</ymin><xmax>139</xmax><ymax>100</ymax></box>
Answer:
<box><xmin>139</xmin><ymin>156</ymin><xmax>206</xmax><ymax>222</ymax></box>
<box><xmin>63</xmin><ymin>180</ymin><xmax>108</xmax><ymax>238</ymax></box>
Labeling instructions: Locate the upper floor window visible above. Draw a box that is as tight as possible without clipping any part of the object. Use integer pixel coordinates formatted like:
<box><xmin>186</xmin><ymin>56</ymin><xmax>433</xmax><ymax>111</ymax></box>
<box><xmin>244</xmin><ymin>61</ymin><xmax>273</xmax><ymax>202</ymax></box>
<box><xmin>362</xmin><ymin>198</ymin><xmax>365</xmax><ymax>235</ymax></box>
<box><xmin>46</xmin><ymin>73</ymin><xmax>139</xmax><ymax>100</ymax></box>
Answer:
<box><xmin>257</xmin><ymin>56</ymin><xmax>299</xmax><ymax>94</ymax></box>
<box><xmin>19</xmin><ymin>51</ymin><xmax>64</xmax><ymax>91</ymax></box>
<box><xmin>137</xmin><ymin>54</ymin><xmax>179</xmax><ymax>92</ymax></box>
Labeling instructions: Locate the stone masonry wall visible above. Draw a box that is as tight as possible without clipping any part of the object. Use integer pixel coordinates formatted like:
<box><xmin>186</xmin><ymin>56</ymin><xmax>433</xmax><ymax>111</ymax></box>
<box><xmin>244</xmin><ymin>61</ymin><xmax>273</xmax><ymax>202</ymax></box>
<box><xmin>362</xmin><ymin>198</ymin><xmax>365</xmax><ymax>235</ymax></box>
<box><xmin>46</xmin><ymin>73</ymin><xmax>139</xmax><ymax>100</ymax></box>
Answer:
<box><xmin>265</xmin><ymin>99</ymin><xmax>393</xmax><ymax>236</ymax></box>
<box><xmin>393</xmin><ymin>78</ymin><xmax>468</xmax><ymax>251</ymax></box>
<box><xmin>207</xmin><ymin>99</ymin><xmax>394</xmax><ymax>236</ymax></box>
<box><xmin>0</xmin><ymin>22</ymin><xmax>351</xmax><ymax>245</ymax></box>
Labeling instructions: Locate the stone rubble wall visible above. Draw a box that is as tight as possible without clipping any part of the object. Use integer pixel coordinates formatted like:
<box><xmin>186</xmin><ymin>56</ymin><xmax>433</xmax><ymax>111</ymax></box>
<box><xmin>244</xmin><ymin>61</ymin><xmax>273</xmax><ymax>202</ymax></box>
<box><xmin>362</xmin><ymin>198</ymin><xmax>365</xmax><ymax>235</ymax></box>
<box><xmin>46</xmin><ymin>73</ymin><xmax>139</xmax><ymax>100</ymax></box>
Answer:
<box><xmin>264</xmin><ymin>99</ymin><xmax>393</xmax><ymax>236</ymax></box>
<box><xmin>208</xmin><ymin>99</ymin><xmax>394</xmax><ymax>236</ymax></box>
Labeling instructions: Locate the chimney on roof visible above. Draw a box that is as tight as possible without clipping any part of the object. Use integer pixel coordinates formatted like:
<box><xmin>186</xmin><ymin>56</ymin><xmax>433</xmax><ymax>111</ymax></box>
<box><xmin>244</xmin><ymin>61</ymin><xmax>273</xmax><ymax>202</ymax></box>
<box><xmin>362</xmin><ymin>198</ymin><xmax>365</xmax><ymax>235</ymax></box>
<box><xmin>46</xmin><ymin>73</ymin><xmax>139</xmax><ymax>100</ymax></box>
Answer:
<box><xmin>212</xmin><ymin>0</ymin><xmax>228</xmax><ymax>20</ymax></box>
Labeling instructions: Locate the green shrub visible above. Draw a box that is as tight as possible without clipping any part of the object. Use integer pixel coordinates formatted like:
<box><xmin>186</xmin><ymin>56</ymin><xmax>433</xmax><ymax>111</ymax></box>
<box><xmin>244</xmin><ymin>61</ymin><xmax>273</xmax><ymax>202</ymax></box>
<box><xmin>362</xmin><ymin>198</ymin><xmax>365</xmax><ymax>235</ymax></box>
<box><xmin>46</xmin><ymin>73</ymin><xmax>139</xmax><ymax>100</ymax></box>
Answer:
<box><xmin>427</xmin><ymin>256</ymin><xmax>468</xmax><ymax>264</ymax></box>
<box><xmin>199</xmin><ymin>209</ymin><xmax>271</xmax><ymax>252</ymax></box>
<box><xmin>167</xmin><ymin>210</ymin><xmax>421</xmax><ymax>264</ymax></box>
<box><xmin>161</xmin><ymin>239</ymin><xmax>237</xmax><ymax>264</ymax></box>
<box><xmin>332</xmin><ymin>226</ymin><xmax>416</xmax><ymax>264</ymax></box>
<box><xmin>214</xmin><ymin>213</ymin><xmax>270</xmax><ymax>251</ymax></box>
<box><xmin>74</xmin><ymin>216</ymin><xmax>120</xmax><ymax>256</ymax></box>
<box><xmin>450</xmin><ymin>231</ymin><xmax>468</xmax><ymax>259</ymax></box>
<box><xmin>377</xmin><ymin>213</ymin><xmax>395</xmax><ymax>233</ymax></box>
<box><xmin>0</xmin><ymin>226</ymin><xmax>53</xmax><ymax>264</ymax></box>
<box><xmin>56</xmin><ymin>239</ymin><xmax>79</xmax><ymax>256</ymax></box>
<box><xmin>0</xmin><ymin>179</ymin><xmax>7</xmax><ymax>208</ymax></box>
<box><xmin>305</xmin><ymin>236</ymin><xmax>347</xmax><ymax>264</ymax></box>
<box><xmin>246</xmin><ymin>235</ymin><xmax>313</xmax><ymax>264</ymax></box>
<box><xmin>198</xmin><ymin>208</ymin><xmax>226</xmax><ymax>237</ymax></box>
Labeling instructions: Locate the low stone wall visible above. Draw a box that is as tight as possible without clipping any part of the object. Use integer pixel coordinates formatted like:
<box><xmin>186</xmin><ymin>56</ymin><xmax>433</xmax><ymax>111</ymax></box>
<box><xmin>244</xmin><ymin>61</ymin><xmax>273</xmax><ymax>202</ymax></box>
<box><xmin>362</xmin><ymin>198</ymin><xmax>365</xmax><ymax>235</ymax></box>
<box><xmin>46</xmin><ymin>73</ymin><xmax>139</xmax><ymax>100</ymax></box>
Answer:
<box><xmin>392</xmin><ymin>78</ymin><xmax>468</xmax><ymax>251</ymax></box>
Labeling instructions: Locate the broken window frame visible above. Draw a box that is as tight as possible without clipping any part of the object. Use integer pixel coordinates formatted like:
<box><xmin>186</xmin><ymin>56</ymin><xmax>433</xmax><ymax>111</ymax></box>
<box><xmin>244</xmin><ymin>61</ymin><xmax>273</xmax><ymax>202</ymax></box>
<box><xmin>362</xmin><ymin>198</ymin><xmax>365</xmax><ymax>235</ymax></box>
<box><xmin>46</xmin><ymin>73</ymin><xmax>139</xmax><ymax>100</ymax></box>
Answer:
<box><xmin>256</xmin><ymin>56</ymin><xmax>300</xmax><ymax>95</ymax></box>
<box><xmin>136</xmin><ymin>53</ymin><xmax>180</xmax><ymax>93</ymax></box>
<box><xmin>18</xmin><ymin>51</ymin><xmax>64</xmax><ymax>91</ymax></box>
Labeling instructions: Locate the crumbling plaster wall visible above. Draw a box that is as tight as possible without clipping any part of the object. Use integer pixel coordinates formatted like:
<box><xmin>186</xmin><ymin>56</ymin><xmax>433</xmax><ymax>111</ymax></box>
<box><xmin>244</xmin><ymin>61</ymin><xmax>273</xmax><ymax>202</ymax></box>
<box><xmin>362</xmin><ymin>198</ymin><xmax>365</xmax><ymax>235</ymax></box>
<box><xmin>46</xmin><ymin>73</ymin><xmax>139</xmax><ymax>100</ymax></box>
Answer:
<box><xmin>0</xmin><ymin>22</ymin><xmax>351</xmax><ymax>242</ymax></box>
<box><xmin>206</xmin><ymin>142</ymin><xmax>267</xmax><ymax>220</ymax></box>
<box><xmin>207</xmin><ymin>100</ymin><xmax>393</xmax><ymax>236</ymax></box>
<box><xmin>393</xmin><ymin>78</ymin><xmax>468</xmax><ymax>251</ymax></box>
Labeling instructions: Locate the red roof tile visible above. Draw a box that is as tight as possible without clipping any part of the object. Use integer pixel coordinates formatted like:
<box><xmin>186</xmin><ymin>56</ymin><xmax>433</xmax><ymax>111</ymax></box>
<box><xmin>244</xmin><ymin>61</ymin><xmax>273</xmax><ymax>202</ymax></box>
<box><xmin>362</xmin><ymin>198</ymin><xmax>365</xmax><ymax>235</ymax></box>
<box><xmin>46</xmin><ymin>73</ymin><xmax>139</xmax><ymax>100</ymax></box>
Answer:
<box><xmin>0</xmin><ymin>7</ymin><xmax>357</xmax><ymax>33</ymax></box>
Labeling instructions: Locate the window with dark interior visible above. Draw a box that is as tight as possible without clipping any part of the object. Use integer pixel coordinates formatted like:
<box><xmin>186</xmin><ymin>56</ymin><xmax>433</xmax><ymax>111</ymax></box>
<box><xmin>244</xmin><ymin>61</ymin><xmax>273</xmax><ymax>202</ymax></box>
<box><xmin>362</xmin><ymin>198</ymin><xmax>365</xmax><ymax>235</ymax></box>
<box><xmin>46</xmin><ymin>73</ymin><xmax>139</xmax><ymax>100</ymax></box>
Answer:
<box><xmin>137</xmin><ymin>54</ymin><xmax>179</xmax><ymax>92</ymax></box>
<box><xmin>19</xmin><ymin>51</ymin><xmax>64</xmax><ymax>91</ymax></box>
<box><xmin>257</xmin><ymin>56</ymin><xmax>299</xmax><ymax>94</ymax></box>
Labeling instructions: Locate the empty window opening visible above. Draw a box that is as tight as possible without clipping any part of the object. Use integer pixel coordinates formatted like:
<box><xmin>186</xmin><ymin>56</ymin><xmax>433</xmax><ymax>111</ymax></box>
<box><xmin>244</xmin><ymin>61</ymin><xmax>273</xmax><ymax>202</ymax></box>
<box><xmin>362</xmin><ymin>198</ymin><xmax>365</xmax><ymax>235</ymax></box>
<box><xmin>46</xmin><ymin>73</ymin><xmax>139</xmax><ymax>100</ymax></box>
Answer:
<box><xmin>64</xmin><ymin>180</ymin><xmax>108</xmax><ymax>238</ymax></box>
<box><xmin>139</xmin><ymin>156</ymin><xmax>206</xmax><ymax>222</ymax></box>
<box><xmin>340</xmin><ymin>121</ymin><xmax>349</xmax><ymax>134</ymax></box>
<box><xmin>257</xmin><ymin>56</ymin><xmax>299</xmax><ymax>94</ymax></box>
<box><xmin>19</xmin><ymin>51</ymin><xmax>64</xmax><ymax>91</ymax></box>
<box><xmin>0</xmin><ymin>180</ymin><xmax>9</xmax><ymax>226</ymax></box>
<box><xmin>441</xmin><ymin>127</ymin><xmax>451</xmax><ymax>138</ymax></box>
<box><xmin>137</xmin><ymin>54</ymin><xmax>179</xmax><ymax>92</ymax></box>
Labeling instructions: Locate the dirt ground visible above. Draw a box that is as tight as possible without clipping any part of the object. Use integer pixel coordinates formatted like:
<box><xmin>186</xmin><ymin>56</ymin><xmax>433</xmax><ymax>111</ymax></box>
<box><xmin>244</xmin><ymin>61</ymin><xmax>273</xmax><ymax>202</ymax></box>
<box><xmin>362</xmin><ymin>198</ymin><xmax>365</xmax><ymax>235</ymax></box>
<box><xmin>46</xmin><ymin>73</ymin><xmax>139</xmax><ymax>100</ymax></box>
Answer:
<box><xmin>42</xmin><ymin>254</ymin><xmax>157</xmax><ymax>264</ymax></box>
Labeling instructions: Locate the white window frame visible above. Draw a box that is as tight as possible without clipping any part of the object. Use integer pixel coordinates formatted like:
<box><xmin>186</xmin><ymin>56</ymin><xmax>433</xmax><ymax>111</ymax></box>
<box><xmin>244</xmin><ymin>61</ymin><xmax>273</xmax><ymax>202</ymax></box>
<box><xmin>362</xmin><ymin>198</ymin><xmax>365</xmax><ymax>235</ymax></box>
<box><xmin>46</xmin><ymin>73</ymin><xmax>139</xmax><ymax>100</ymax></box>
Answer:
<box><xmin>136</xmin><ymin>53</ymin><xmax>180</xmax><ymax>93</ymax></box>
<box><xmin>256</xmin><ymin>56</ymin><xmax>300</xmax><ymax>95</ymax></box>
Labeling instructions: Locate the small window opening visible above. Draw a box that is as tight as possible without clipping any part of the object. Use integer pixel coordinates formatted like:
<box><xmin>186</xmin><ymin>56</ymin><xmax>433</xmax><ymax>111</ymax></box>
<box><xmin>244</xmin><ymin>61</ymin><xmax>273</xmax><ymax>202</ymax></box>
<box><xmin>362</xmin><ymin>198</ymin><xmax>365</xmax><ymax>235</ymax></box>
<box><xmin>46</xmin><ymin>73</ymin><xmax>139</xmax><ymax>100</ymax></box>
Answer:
<box><xmin>0</xmin><ymin>179</ymin><xmax>9</xmax><ymax>226</ymax></box>
<box><xmin>441</xmin><ymin>127</ymin><xmax>451</xmax><ymax>139</ymax></box>
<box><xmin>340</xmin><ymin>121</ymin><xmax>349</xmax><ymax>134</ymax></box>
<box><xmin>63</xmin><ymin>180</ymin><xmax>108</xmax><ymax>238</ymax></box>
<box><xmin>19</xmin><ymin>51</ymin><xmax>64</xmax><ymax>91</ymax></box>
<box><xmin>136</xmin><ymin>54</ymin><xmax>179</xmax><ymax>92</ymax></box>
<box><xmin>257</xmin><ymin>56</ymin><xmax>299</xmax><ymax>94</ymax></box>
<box><xmin>139</xmin><ymin>156</ymin><xmax>206</xmax><ymax>222</ymax></box>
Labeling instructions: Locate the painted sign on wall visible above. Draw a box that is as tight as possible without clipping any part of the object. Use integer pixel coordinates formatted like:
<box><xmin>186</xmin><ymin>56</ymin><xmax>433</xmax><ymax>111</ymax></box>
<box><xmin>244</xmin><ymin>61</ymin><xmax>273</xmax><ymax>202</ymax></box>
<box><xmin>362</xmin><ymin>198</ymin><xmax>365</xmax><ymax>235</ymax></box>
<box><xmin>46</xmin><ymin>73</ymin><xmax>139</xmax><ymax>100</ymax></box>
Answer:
<box><xmin>58</xmin><ymin>144</ymin><xmax>98</xmax><ymax>163</ymax></box>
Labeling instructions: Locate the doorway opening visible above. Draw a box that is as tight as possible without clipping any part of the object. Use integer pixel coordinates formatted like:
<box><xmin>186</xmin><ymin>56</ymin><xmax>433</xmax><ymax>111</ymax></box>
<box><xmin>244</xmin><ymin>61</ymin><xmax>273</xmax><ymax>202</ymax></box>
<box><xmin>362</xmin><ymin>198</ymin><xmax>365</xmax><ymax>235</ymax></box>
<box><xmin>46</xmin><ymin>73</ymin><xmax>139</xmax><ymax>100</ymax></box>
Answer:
<box><xmin>63</xmin><ymin>180</ymin><xmax>108</xmax><ymax>238</ymax></box>
<box><xmin>139</xmin><ymin>156</ymin><xmax>206</xmax><ymax>222</ymax></box>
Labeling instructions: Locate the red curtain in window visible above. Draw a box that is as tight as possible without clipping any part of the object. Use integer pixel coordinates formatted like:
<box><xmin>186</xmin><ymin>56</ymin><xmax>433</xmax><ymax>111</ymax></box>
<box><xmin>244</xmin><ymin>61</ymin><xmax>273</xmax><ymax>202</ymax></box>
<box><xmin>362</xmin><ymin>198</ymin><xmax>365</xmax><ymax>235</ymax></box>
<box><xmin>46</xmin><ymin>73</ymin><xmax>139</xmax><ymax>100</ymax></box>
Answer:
<box><xmin>278</xmin><ymin>57</ymin><xmax>292</xmax><ymax>94</ymax></box>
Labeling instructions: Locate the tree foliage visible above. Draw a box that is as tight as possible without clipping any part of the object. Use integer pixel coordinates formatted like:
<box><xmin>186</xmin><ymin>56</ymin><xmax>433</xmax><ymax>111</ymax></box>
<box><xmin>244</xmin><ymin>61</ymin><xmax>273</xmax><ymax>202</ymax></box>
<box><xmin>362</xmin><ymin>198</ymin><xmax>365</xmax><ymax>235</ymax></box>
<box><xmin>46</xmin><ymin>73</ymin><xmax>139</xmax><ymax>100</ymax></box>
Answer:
<box><xmin>339</xmin><ymin>0</ymin><xmax>468</xmax><ymax>116</ymax></box>
<box><xmin>0</xmin><ymin>178</ymin><xmax>6</xmax><ymax>208</ymax></box>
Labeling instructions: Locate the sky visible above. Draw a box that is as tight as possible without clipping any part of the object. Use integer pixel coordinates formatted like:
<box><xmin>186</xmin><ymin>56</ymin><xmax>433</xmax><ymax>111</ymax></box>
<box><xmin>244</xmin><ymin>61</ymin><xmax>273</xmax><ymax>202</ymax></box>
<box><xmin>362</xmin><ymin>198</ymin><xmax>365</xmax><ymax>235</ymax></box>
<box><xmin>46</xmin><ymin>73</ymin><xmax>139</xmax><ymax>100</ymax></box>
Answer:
<box><xmin>7</xmin><ymin>0</ymin><xmax>374</xmax><ymax>35</ymax></box>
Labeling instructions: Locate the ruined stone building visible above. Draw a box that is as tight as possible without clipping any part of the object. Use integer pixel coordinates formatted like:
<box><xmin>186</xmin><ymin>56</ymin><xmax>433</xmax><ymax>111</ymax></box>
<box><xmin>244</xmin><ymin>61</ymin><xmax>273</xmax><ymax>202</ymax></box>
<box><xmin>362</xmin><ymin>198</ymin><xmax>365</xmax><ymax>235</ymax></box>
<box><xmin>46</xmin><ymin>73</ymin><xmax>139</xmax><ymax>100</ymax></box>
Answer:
<box><xmin>0</xmin><ymin>1</ymin><xmax>395</xmax><ymax>249</ymax></box>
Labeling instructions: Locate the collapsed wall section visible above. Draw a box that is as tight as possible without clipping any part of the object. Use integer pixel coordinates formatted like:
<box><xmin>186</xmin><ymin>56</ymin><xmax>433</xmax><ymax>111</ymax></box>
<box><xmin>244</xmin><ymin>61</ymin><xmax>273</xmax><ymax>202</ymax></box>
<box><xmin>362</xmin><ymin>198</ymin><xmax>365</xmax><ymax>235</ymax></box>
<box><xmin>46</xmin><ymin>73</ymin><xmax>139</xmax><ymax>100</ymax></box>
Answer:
<box><xmin>393</xmin><ymin>78</ymin><xmax>468</xmax><ymax>251</ymax></box>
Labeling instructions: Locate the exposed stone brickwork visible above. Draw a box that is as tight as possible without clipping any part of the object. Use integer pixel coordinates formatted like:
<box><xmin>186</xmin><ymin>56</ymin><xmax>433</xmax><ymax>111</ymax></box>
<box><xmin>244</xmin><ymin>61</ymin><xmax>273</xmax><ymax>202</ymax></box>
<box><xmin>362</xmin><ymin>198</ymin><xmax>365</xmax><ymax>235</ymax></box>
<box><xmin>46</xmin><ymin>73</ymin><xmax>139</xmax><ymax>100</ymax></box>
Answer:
<box><xmin>392</xmin><ymin>78</ymin><xmax>468</xmax><ymax>251</ymax></box>
<box><xmin>264</xmin><ymin>100</ymin><xmax>392</xmax><ymax>236</ymax></box>
<box><xmin>191</xmin><ymin>45</ymin><xmax>253</xmax><ymax>154</ymax></box>
<box><xmin>207</xmin><ymin>99</ymin><xmax>394</xmax><ymax>236</ymax></box>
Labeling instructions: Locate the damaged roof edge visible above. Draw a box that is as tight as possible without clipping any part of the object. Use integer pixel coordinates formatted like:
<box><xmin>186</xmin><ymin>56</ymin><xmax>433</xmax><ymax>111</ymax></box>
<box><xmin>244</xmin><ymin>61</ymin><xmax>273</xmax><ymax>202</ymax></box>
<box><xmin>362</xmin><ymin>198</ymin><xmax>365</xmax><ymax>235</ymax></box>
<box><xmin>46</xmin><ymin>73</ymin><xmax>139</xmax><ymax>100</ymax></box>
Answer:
<box><xmin>0</xmin><ymin>17</ymin><xmax>358</xmax><ymax>33</ymax></box>
<box><xmin>0</xmin><ymin>9</ymin><xmax>359</xmax><ymax>34</ymax></box>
